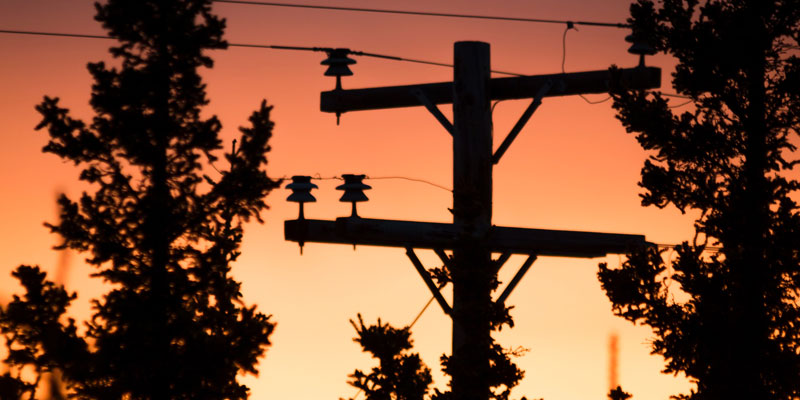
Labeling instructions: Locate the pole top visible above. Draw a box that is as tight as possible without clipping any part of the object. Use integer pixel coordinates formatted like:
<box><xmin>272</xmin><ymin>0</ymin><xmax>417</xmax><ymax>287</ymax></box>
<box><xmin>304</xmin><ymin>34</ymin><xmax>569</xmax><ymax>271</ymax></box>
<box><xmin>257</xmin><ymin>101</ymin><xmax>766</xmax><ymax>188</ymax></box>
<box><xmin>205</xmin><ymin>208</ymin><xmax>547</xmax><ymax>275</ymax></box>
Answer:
<box><xmin>454</xmin><ymin>40</ymin><xmax>489</xmax><ymax>46</ymax></box>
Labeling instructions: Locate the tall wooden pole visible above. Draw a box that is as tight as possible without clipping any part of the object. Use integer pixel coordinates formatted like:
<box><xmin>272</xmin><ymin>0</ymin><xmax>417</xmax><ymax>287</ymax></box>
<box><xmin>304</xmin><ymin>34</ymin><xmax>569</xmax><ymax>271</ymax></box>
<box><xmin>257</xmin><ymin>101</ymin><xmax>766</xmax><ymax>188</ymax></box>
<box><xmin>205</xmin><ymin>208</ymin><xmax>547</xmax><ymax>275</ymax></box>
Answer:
<box><xmin>451</xmin><ymin>41</ymin><xmax>493</xmax><ymax>400</ymax></box>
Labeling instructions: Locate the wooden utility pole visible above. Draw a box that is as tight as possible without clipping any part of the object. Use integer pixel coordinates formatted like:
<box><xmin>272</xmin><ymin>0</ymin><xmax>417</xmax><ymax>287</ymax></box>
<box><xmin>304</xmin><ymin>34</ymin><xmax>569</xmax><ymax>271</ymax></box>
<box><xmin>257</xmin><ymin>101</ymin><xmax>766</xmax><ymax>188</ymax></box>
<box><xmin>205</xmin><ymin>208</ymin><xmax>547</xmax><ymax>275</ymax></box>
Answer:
<box><xmin>285</xmin><ymin>41</ymin><xmax>661</xmax><ymax>400</ymax></box>
<box><xmin>450</xmin><ymin>42</ymin><xmax>493</xmax><ymax>400</ymax></box>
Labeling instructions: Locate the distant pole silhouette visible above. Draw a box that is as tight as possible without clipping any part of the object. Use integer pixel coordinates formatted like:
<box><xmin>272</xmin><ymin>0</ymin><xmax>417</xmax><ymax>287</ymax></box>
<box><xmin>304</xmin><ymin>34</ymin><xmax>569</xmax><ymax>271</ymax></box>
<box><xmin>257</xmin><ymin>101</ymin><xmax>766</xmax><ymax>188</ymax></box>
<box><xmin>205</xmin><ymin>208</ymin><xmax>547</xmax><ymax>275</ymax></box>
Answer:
<box><xmin>608</xmin><ymin>332</ymin><xmax>618</xmax><ymax>391</ymax></box>
<box><xmin>53</xmin><ymin>191</ymin><xmax>70</xmax><ymax>286</ymax></box>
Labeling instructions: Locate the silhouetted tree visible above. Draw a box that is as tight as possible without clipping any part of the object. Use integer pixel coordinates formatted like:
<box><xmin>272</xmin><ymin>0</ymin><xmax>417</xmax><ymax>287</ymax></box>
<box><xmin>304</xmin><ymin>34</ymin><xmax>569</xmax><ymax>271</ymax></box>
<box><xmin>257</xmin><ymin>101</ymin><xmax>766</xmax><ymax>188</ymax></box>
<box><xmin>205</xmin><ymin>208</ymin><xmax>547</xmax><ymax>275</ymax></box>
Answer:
<box><xmin>344</xmin><ymin>278</ymin><xmax>528</xmax><ymax>400</ymax></box>
<box><xmin>598</xmin><ymin>1</ymin><xmax>799</xmax><ymax>399</ymax></box>
<box><xmin>0</xmin><ymin>0</ymin><xmax>278</xmax><ymax>398</ymax></box>
<box><xmin>344</xmin><ymin>315</ymin><xmax>432</xmax><ymax>400</ymax></box>
<box><xmin>608</xmin><ymin>386</ymin><xmax>632</xmax><ymax>400</ymax></box>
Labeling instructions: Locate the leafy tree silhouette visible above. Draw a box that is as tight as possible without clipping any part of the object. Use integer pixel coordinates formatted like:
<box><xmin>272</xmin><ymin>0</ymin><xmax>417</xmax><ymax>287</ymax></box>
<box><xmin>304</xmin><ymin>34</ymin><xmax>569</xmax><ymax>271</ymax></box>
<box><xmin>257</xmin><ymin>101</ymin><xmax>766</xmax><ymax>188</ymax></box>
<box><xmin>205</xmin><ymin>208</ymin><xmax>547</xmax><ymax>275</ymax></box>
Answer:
<box><xmin>0</xmin><ymin>1</ymin><xmax>278</xmax><ymax>398</ymax></box>
<box><xmin>598</xmin><ymin>1</ymin><xmax>800</xmax><ymax>399</ymax></box>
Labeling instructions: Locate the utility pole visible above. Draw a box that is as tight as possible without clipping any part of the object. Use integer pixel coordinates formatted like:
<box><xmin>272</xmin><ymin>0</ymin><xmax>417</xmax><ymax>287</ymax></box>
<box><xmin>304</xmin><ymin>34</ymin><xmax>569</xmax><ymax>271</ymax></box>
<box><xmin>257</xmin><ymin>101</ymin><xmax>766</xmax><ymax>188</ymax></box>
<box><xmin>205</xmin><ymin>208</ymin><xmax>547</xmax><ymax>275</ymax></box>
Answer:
<box><xmin>285</xmin><ymin>41</ymin><xmax>661</xmax><ymax>400</ymax></box>
<box><xmin>450</xmin><ymin>42</ymin><xmax>493</xmax><ymax>400</ymax></box>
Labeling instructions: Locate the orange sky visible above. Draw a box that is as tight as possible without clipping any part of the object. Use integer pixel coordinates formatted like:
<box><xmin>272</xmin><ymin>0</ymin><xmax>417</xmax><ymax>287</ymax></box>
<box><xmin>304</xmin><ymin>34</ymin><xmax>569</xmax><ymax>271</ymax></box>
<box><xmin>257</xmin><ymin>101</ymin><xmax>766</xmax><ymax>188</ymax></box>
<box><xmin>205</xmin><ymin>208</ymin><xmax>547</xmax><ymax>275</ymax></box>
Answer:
<box><xmin>0</xmin><ymin>1</ymin><xmax>700</xmax><ymax>399</ymax></box>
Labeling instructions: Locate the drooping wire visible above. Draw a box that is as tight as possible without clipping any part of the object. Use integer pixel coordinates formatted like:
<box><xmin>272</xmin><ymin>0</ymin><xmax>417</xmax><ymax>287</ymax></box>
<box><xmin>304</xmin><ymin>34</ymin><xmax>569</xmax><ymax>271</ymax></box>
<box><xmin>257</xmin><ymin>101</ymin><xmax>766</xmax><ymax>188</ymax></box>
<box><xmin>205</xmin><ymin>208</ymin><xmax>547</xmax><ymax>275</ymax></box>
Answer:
<box><xmin>560</xmin><ymin>24</ymin><xmax>612</xmax><ymax>105</ymax></box>
<box><xmin>668</xmin><ymin>99</ymin><xmax>694</xmax><ymax>109</ymax></box>
<box><xmin>489</xmin><ymin>99</ymin><xmax>508</xmax><ymax>138</ymax></box>
<box><xmin>491</xmin><ymin>99</ymin><xmax>507</xmax><ymax>114</ymax></box>
<box><xmin>212</xmin><ymin>0</ymin><xmax>630</xmax><ymax>28</ymax></box>
<box><xmin>656</xmin><ymin>243</ymin><xmax>722</xmax><ymax>253</ymax></box>
<box><xmin>409</xmin><ymin>284</ymin><xmax>448</xmax><ymax>329</ymax></box>
<box><xmin>277</xmin><ymin>174</ymin><xmax>451</xmax><ymax>192</ymax></box>
<box><xmin>365</xmin><ymin>176</ymin><xmax>452</xmax><ymax>193</ymax></box>
<box><xmin>560</xmin><ymin>23</ymin><xmax>574</xmax><ymax>73</ymax></box>
<box><xmin>558</xmin><ymin>26</ymin><xmax>694</xmax><ymax>107</ymax></box>
<box><xmin>311</xmin><ymin>174</ymin><xmax>343</xmax><ymax>181</ymax></box>
<box><xmin>340</xmin><ymin>283</ymin><xmax>447</xmax><ymax>400</ymax></box>
<box><xmin>408</xmin><ymin>295</ymin><xmax>437</xmax><ymax>329</ymax></box>
<box><xmin>659</xmin><ymin>92</ymin><xmax>694</xmax><ymax>109</ymax></box>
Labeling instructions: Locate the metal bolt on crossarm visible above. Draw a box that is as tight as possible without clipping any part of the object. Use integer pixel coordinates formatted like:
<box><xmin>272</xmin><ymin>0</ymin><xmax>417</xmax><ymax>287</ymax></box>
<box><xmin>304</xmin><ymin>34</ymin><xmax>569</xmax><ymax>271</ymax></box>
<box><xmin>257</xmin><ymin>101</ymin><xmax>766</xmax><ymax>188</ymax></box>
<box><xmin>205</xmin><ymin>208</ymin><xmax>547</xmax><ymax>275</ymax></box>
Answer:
<box><xmin>336</xmin><ymin>174</ymin><xmax>370</xmax><ymax>218</ymax></box>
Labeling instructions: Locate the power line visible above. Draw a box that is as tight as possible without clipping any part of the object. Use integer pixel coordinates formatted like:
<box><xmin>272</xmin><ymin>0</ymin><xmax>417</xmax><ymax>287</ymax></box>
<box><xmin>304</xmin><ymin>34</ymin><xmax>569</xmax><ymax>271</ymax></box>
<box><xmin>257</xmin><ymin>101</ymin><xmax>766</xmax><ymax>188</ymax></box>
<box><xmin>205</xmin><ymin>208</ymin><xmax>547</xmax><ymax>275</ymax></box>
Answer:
<box><xmin>0</xmin><ymin>29</ymin><xmax>522</xmax><ymax>76</ymax></box>
<box><xmin>561</xmin><ymin>25</ymin><xmax>612</xmax><ymax>105</ymax></box>
<box><xmin>661</xmin><ymin>93</ymin><xmax>692</xmax><ymax>99</ymax></box>
<box><xmin>657</xmin><ymin>243</ymin><xmax>722</xmax><ymax>253</ymax></box>
<box><xmin>365</xmin><ymin>176</ymin><xmax>452</xmax><ymax>193</ymax></box>
<box><xmin>4</xmin><ymin>28</ymin><xmax>682</xmax><ymax>104</ymax></box>
<box><xmin>277</xmin><ymin>174</ymin><xmax>452</xmax><ymax>192</ymax></box>
<box><xmin>212</xmin><ymin>0</ymin><xmax>630</xmax><ymax>28</ymax></box>
<box><xmin>0</xmin><ymin>29</ymin><xmax>319</xmax><ymax>51</ymax></box>
<box><xmin>668</xmin><ymin>99</ymin><xmax>694</xmax><ymax>109</ymax></box>
<box><xmin>408</xmin><ymin>295</ymin><xmax>438</xmax><ymax>328</ymax></box>
<box><xmin>0</xmin><ymin>29</ymin><xmax>110</xmax><ymax>40</ymax></box>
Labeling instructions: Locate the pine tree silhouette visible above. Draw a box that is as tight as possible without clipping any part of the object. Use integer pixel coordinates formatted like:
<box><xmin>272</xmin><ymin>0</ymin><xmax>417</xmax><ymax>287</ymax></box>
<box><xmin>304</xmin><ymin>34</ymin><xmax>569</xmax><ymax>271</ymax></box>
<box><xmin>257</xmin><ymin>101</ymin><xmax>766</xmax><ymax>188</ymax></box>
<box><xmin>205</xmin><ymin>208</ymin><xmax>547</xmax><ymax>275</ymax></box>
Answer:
<box><xmin>0</xmin><ymin>1</ymin><xmax>278</xmax><ymax>398</ymax></box>
<box><xmin>599</xmin><ymin>1</ymin><xmax>800</xmax><ymax>399</ymax></box>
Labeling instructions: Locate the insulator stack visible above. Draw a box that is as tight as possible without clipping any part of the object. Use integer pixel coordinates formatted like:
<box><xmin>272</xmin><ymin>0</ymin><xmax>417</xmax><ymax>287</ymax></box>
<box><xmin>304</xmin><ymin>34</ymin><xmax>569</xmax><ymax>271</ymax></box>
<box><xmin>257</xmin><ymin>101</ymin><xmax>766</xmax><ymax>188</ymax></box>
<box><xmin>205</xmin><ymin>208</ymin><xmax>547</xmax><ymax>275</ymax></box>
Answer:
<box><xmin>336</xmin><ymin>174</ymin><xmax>370</xmax><ymax>217</ymax></box>
<box><xmin>321</xmin><ymin>48</ymin><xmax>356</xmax><ymax>124</ymax></box>
<box><xmin>286</xmin><ymin>175</ymin><xmax>318</xmax><ymax>220</ymax></box>
<box><xmin>625</xmin><ymin>33</ymin><xmax>656</xmax><ymax>67</ymax></box>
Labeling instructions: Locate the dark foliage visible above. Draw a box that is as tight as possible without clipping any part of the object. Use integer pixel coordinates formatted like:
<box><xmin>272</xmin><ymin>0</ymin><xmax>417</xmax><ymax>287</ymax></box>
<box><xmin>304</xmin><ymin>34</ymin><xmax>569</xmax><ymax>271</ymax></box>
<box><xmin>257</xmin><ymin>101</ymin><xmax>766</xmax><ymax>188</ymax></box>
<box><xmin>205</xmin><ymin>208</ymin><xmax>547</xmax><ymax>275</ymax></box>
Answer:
<box><xmin>344</xmin><ymin>315</ymin><xmax>527</xmax><ymax>400</ymax></box>
<box><xmin>608</xmin><ymin>386</ymin><xmax>632</xmax><ymax>400</ymax></box>
<box><xmin>598</xmin><ymin>1</ymin><xmax>799</xmax><ymax>399</ymax></box>
<box><xmin>344</xmin><ymin>253</ymin><xmax>529</xmax><ymax>400</ymax></box>
<box><xmin>344</xmin><ymin>315</ymin><xmax>433</xmax><ymax>400</ymax></box>
<box><xmin>0</xmin><ymin>1</ymin><xmax>279</xmax><ymax>398</ymax></box>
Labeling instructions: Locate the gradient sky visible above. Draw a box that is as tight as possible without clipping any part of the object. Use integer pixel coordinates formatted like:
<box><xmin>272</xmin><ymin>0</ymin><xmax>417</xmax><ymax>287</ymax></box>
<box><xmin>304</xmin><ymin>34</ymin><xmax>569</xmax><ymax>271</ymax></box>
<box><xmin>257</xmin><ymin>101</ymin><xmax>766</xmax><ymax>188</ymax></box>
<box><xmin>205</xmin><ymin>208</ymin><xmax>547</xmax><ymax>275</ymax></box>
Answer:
<box><xmin>0</xmin><ymin>1</ymin><xmax>701</xmax><ymax>399</ymax></box>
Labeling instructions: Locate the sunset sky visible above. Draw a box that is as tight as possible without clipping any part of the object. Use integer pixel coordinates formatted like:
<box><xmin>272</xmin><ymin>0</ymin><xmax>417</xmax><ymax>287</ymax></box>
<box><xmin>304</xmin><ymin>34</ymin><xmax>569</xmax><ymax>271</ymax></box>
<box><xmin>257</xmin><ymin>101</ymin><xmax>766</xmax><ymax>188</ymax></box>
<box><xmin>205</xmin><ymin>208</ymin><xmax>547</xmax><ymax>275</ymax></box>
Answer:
<box><xmin>0</xmin><ymin>1</ymin><xmax>702</xmax><ymax>399</ymax></box>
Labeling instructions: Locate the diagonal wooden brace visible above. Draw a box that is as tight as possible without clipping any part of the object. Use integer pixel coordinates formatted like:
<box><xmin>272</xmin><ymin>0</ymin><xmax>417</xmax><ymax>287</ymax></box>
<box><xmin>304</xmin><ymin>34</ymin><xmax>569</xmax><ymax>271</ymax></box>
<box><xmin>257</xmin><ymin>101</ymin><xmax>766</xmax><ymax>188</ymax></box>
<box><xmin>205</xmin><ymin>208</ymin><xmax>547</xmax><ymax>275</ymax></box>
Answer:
<box><xmin>406</xmin><ymin>247</ymin><xmax>452</xmax><ymax>316</ymax></box>
<box><xmin>411</xmin><ymin>88</ymin><xmax>454</xmax><ymax>135</ymax></box>
<box><xmin>493</xmin><ymin>251</ymin><xmax>512</xmax><ymax>272</ymax></box>
<box><xmin>433</xmin><ymin>248</ymin><xmax>454</xmax><ymax>269</ymax></box>
<box><xmin>495</xmin><ymin>254</ymin><xmax>538</xmax><ymax>305</ymax></box>
<box><xmin>492</xmin><ymin>80</ymin><xmax>554</xmax><ymax>164</ymax></box>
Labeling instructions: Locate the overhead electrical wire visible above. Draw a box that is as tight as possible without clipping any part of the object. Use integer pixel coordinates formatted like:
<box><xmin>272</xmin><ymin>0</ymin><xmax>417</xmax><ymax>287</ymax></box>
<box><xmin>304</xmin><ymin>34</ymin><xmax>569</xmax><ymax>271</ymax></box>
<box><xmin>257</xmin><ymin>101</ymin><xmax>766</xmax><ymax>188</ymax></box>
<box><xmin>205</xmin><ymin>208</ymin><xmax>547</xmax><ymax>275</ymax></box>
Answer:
<box><xmin>559</xmin><ymin>26</ymin><xmax>693</xmax><ymax>108</ymax></box>
<box><xmin>2</xmin><ymin>27</ymin><xmax>697</xmax><ymax>114</ymax></box>
<box><xmin>657</xmin><ymin>243</ymin><xmax>723</xmax><ymax>253</ymax></box>
<box><xmin>561</xmin><ymin>24</ymin><xmax>612</xmax><ymax>105</ymax></box>
<box><xmin>273</xmin><ymin>174</ymin><xmax>452</xmax><ymax>193</ymax></box>
<box><xmin>0</xmin><ymin>29</ymin><xmax>523</xmax><ymax>77</ymax></box>
<box><xmin>0</xmin><ymin>29</ymin><xmax>110</xmax><ymax>40</ymax></box>
<box><xmin>212</xmin><ymin>0</ymin><xmax>630</xmax><ymax>28</ymax></box>
<box><xmin>365</xmin><ymin>176</ymin><xmax>451</xmax><ymax>193</ymax></box>
<box><xmin>2</xmin><ymin>28</ymin><xmax>692</xmax><ymax>105</ymax></box>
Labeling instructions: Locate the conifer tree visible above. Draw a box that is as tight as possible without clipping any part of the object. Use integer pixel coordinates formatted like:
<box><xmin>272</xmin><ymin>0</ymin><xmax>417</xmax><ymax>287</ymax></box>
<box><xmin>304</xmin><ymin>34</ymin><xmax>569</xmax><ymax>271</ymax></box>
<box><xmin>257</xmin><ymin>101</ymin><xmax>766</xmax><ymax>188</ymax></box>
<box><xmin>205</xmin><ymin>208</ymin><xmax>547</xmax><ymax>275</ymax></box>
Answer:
<box><xmin>344</xmin><ymin>315</ymin><xmax>433</xmax><ymax>400</ymax></box>
<box><xmin>598</xmin><ymin>1</ymin><xmax>800</xmax><ymax>399</ymax></box>
<box><xmin>0</xmin><ymin>1</ymin><xmax>278</xmax><ymax>398</ymax></box>
<box><xmin>344</xmin><ymin>301</ymin><xmax>526</xmax><ymax>399</ymax></box>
